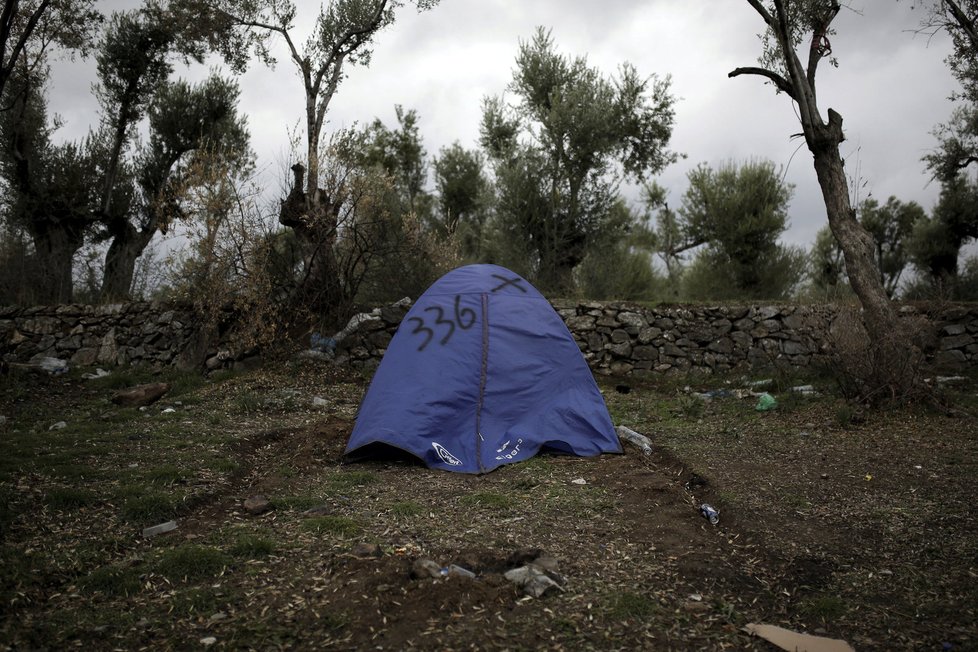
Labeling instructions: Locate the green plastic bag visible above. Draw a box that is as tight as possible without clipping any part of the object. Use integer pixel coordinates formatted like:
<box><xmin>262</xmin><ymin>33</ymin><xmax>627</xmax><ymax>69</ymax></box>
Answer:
<box><xmin>755</xmin><ymin>392</ymin><xmax>777</xmax><ymax>411</ymax></box>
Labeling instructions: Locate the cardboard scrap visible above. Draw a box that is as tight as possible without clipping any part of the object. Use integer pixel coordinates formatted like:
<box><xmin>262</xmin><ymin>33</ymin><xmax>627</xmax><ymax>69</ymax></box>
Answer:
<box><xmin>744</xmin><ymin>624</ymin><xmax>855</xmax><ymax>652</ymax></box>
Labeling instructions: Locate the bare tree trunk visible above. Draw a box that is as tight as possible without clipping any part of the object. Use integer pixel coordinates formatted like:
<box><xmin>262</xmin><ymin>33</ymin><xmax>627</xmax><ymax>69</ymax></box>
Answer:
<box><xmin>731</xmin><ymin>0</ymin><xmax>924</xmax><ymax>401</ymax></box>
<box><xmin>30</xmin><ymin>225</ymin><xmax>82</xmax><ymax>304</ymax></box>
<box><xmin>808</xmin><ymin>110</ymin><xmax>898</xmax><ymax>336</ymax></box>
<box><xmin>100</xmin><ymin>221</ymin><xmax>155</xmax><ymax>302</ymax></box>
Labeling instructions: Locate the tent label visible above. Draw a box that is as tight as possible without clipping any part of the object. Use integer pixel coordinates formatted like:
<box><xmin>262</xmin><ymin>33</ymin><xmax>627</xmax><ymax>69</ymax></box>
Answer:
<box><xmin>432</xmin><ymin>442</ymin><xmax>463</xmax><ymax>466</ymax></box>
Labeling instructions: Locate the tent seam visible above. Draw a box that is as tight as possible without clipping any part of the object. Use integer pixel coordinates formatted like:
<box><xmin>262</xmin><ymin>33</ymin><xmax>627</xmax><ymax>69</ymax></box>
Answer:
<box><xmin>475</xmin><ymin>292</ymin><xmax>489</xmax><ymax>473</ymax></box>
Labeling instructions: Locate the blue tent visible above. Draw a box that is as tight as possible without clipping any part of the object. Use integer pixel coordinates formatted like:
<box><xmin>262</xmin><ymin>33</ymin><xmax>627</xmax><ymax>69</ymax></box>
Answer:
<box><xmin>345</xmin><ymin>264</ymin><xmax>621</xmax><ymax>473</ymax></box>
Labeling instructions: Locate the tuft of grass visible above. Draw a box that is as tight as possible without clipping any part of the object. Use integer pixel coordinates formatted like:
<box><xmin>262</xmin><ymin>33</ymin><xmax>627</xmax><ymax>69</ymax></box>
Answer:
<box><xmin>78</xmin><ymin>563</ymin><xmax>142</xmax><ymax>597</ymax></box>
<box><xmin>676</xmin><ymin>394</ymin><xmax>705</xmax><ymax>419</ymax></box>
<box><xmin>389</xmin><ymin>501</ymin><xmax>423</xmax><ymax>517</ymax></box>
<box><xmin>232</xmin><ymin>390</ymin><xmax>262</xmax><ymax>414</ymax></box>
<box><xmin>119</xmin><ymin>490</ymin><xmax>176</xmax><ymax>524</ymax></box>
<box><xmin>607</xmin><ymin>591</ymin><xmax>659</xmax><ymax>620</ymax></box>
<box><xmin>156</xmin><ymin>545</ymin><xmax>230</xmax><ymax>581</ymax></box>
<box><xmin>835</xmin><ymin>403</ymin><xmax>858</xmax><ymax>429</ymax></box>
<box><xmin>169</xmin><ymin>587</ymin><xmax>221</xmax><ymax>616</ymax></box>
<box><xmin>208</xmin><ymin>458</ymin><xmax>239</xmax><ymax>473</ymax></box>
<box><xmin>269</xmin><ymin>495</ymin><xmax>323</xmax><ymax>511</ymax></box>
<box><xmin>328</xmin><ymin>471</ymin><xmax>378</xmax><ymax>491</ymax></box>
<box><xmin>44</xmin><ymin>487</ymin><xmax>98</xmax><ymax>510</ymax></box>
<box><xmin>229</xmin><ymin>533</ymin><xmax>277</xmax><ymax>558</ymax></box>
<box><xmin>460</xmin><ymin>491</ymin><xmax>515</xmax><ymax>510</ymax></box>
<box><xmin>274</xmin><ymin>464</ymin><xmax>297</xmax><ymax>479</ymax></box>
<box><xmin>147</xmin><ymin>464</ymin><xmax>186</xmax><ymax>487</ymax></box>
<box><xmin>799</xmin><ymin>594</ymin><xmax>847</xmax><ymax>622</ymax></box>
<box><xmin>301</xmin><ymin>516</ymin><xmax>361</xmax><ymax>537</ymax></box>
<box><xmin>0</xmin><ymin>485</ymin><xmax>17</xmax><ymax>529</ymax></box>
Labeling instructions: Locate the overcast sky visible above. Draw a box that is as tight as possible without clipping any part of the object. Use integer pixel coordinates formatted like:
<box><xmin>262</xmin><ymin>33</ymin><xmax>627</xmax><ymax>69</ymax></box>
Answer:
<box><xmin>49</xmin><ymin>1</ymin><xmax>961</xmax><ymax>250</ymax></box>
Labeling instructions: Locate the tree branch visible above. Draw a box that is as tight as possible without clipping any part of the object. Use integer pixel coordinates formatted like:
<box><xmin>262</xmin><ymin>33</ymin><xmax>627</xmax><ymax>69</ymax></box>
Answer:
<box><xmin>728</xmin><ymin>66</ymin><xmax>797</xmax><ymax>99</ymax></box>
<box><xmin>806</xmin><ymin>1</ymin><xmax>840</xmax><ymax>87</ymax></box>
<box><xmin>744</xmin><ymin>0</ymin><xmax>777</xmax><ymax>28</ymax></box>
<box><xmin>946</xmin><ymin>0</ymin><xmax>978</xmax><ymax>52</ymax></box>
<box><xmin>0</xmin><ymin>0</ymin><xmax>52</xmax><ymax>97</ymax></box>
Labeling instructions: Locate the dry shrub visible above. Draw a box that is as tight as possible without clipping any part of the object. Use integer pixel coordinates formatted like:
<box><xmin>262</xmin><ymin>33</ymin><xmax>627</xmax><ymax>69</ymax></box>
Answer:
<box><xmin>824</xmin><ymin>307</ymin><xmax>935</xmax><ymax>406</ymax></box>
<box><xmin>160</xmin><ymin>162</ymin><xmax>300</xmax><ymax>358</ymax></box>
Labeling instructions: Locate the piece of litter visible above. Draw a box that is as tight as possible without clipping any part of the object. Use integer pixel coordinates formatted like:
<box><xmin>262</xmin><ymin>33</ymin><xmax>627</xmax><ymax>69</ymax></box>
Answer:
<box><xmin>755</xmin><ymin>393</ymin><xmax>777</xmax><ymax>411</ymax></box>
<box><xmin>688</xmin><ymin>593</ymin><xmax>702</xmax><ymax>601</ymax></box>
<box><xmin>789</xmin><ymin>384</ymin><xmax>818</xmax><ymax>395</ymax></box>
<box><xmin>200</xmin><ymin>636</ymin><xmax>217</xmax><ymax>646</ymax></box>
<box><xmin>744</xmin><ymin>623</ymin><xmax>855</xmax><ymax>652</ymax></box>
<box><xmin>142</xmin><ymin>520</ymin><xmax>178</xmax><ymax>538</ymax></box>
<box><xmin>504</xmin><ymin>565</ymin><xmax>563</xmax><ymax>598</ymax></box>
<box><xmin>161</xmin><ymin>407</ymin><xmax>176</xmax><ymax>414</ymax></box>
<box><xmin>616</xmin><ymin>425</ymin><xmax>652</xmax><ymax>455</ymax></box>
<box><xmin>441</xmin><ymin>564</ymin><xmax>476</xmax><ymax>579</ymax></box>
<box><xmin>570</xmin><ymin>478</ymin><xmax>587</xmax><ymax>485</ymax></box>
<box><xmin>49</xmin><ymin>421</ymin><xmax>67</xmax><ymax>431</ymax></box>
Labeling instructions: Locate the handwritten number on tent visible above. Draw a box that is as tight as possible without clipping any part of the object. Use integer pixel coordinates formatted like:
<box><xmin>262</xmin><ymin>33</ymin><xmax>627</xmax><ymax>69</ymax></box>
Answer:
<box><xmin>424</xmin><ymin>306</ymin><xmax>455</xmax><ymax>345</ymax></box>
<box><xmin>408</xmin><ymin>317</ymin><xmax>434</xmax><ymax>351</ymax></box>
<box><xmin>454</xmin><ymin>295</ymin><xmax>476</xmax><ymax>329</ymax></box>
<box><xmin>410</xmin><ymin>295</ymin><xmax>478</xmax><ymax>351</ymax></box>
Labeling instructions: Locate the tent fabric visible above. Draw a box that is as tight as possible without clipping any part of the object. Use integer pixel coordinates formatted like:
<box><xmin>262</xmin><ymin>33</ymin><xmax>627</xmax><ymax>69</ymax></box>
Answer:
<box><xmin>345</xmin><ymin>263</ymin><xmax>621</xmax><ymax>473</ymax></box>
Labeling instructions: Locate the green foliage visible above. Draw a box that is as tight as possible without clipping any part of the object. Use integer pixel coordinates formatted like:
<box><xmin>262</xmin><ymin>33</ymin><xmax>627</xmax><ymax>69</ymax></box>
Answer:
<box><xmin>358</xmin><ymin>105</ymin><xmax>431</xmax><ymax>218</ymax></box>
<box><xmin>156</xmin><ymin>545</ymin><xmax>230</xmax><ymax>581</ymax></box>
<box><xmin>807</xmin><ymin>225</ymin><xmax>850</xmax><ymax>300</ymax></box>
<box><xmin>907</xmin><ymin>174</ymin><xmax>978</xmax><ymax>297</ymax></box>
<box><xmin>915</xmin><ymin>1</ymin><xmax>978</xmax><ymax>180</ymax></box>
<box><xmin>432</xmin><ymin>142</ymin><xmax>492</xmax><ymax>258</ymax></box>
<box><xmin>481</xmin><ymin>28</ymin><xmax>676</xmax><ymax>293</ymax></box>
<box><xmin>675</xmin><ymin>159</ymin><xmax>803</xmax><ymax>300</ymax></box>
<box><xmin>575</xmin><ymin>200</ymin><xmax>664</xmax><ymax>301</ymax></box>
<box><xmin>0</xmin><ymin>70</ymin><xmax>102</xmax><ymax>303</ymax></box>
<box><xmin>858</xmin><ymin>196</ymin><xmax>925</xmax><ymax>297</ymax></box>
<box><xmin>336</xmin><ymin>115</ymin><xmax>458</xmax><ymax>307</ymax></box>
<box><xmin>682</xmin><ymin>244</ymin><xmax>806</xmax><ymax>301</ymax></box>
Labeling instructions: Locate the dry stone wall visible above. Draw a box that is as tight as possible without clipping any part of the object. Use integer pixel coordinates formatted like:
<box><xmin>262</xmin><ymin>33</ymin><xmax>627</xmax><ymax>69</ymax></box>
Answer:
<box><xmin>3</xmin><ymin>300</ymin><xmax>978</xmax><ymax>376</ymax></box>
<box><xmin>0</xmin><ymin>303</ymin><xmax>209</xmax><ymax>370</ymax></box>
<box><xmin>335</xmin><ymin>301</ymin><xmax>978</xmax><ymax>376</ymax></box>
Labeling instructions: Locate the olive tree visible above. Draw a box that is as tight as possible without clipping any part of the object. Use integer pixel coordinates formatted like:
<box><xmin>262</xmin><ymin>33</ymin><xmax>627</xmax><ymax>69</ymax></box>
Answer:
<box><xmin>730</xmin><ymin>1</ymin><xmax>923</xmax><ymax>400</ymax></box>
<box><xmin>176</xmin><ymin>0</ymin><xmax>440</xmax><ymax>313</ymax></box>
<box><xmin>481</xmin><ymin>28</ymin><xmax>677</xmax><ymax>292</ymax></box>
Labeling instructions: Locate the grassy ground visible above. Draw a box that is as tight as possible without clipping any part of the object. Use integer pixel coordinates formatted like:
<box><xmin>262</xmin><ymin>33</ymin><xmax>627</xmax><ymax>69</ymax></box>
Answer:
<box><xmin>0</xmin><ymin>358</ymin><xmax>976</xmax><ymax>650</ymax></box>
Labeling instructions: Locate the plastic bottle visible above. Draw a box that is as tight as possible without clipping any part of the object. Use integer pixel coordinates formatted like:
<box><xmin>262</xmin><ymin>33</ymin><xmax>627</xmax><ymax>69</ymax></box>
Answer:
<box><xmin>699</xmin><ymin>503</ymin><xmax>719</xmax><ymax>525</ymax></box>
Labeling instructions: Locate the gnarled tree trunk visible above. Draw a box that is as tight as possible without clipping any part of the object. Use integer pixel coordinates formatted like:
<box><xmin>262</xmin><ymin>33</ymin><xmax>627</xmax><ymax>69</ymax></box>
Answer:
<box><xmin>100</xmin><ymin>221</ymin><xmax>156</xmax><ymax>302</ymax></box>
